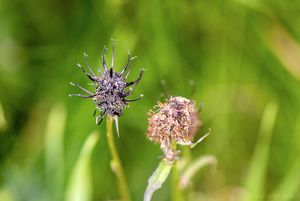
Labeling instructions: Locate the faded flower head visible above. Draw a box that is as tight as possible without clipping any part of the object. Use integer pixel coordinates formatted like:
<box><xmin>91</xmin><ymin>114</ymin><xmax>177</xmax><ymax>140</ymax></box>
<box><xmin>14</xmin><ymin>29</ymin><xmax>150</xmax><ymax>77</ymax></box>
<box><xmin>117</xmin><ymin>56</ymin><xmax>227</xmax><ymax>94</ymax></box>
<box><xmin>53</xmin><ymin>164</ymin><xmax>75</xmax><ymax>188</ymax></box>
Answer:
<box><xmin>147</xmin><ymin>96</ymin><xmax>200</xmax><ymax>145</ymax></box>
<box><xmin>147</xmin><ymin>96</ymin><xmax>201</xmax><ymax>161</ymax></box>
<box><xmin>70</xmin><ymin>42</ymin><xmax>144</xmax><ymax>125</ymax></box>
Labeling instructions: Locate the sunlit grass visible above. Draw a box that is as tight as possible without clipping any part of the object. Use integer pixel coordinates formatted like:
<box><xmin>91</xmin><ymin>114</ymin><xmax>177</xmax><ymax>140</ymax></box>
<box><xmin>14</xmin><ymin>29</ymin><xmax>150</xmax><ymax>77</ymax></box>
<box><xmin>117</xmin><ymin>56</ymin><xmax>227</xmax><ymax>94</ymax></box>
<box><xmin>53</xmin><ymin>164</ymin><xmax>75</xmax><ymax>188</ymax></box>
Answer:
<box><xmin>0</xmin><ymin>0</ymin><xmax>300</xmax><ymax>200</ymax></box>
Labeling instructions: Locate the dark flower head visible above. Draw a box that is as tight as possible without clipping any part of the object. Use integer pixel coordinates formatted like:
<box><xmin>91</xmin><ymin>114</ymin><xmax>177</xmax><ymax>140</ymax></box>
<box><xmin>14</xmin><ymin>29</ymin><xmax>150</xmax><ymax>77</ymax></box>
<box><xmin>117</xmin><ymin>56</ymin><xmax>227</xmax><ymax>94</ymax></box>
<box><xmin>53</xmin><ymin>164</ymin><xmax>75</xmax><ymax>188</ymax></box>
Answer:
<box><xmin>70</xmin><ymin>42</ymin><xmax>144</xmax><ymax>125</ymax></box>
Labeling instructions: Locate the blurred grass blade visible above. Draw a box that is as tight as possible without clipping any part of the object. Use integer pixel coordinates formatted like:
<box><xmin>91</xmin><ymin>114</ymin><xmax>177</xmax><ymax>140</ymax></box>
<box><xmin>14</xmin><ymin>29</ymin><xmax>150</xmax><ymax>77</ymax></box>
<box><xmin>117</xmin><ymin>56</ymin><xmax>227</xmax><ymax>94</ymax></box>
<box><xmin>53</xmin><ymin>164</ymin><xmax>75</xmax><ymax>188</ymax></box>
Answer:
<box><xmin>264</xmin><ymin>25</ymin><xmax>300</xmax><ymax>80</ymax></box>
<box><xmin>0</xmin><ymin>186</ymin><xmax>14</xmax><ymax>201</ymax></box>
<box><xmin>44</xmin><ymin>104</ymin><xmax>66</xmax><ymax>199</ymax></box>
<box><xmin>0</xmin><ymin>101</ymin><xmax>7</xmax><ymax>131</ymax></box>
<box><xmin>45</xmin><ymin>104</ymin><xmax>66</xmax><ymax>167</ymax></box>
<box><xmin>179</xmin><ymin>155</ymin><xmax>217</xmax><ymax>190</ymax></box>
<box><xmin>65</xmin><ymin>131</ymin><xmax>99</xmax><ymax>201</ymax></box>
<box><xmin>271</xmin><ymin>115</ymin><xmax>300</xmax><ymax>201</ymax></box>
<box><xmin>243</xmin><ymin>102</ymin><xmax>278</xmax><ymax>201</ymax></box>
<box><xmin>271</xmin><ymin>162</ymin><xmax>300</xmax><ymax>201</ymax></box>
<box><xmin>144</xmin><ymin>159</ymin><xmax>173</xmax><ymax>201</ymax></box>
<box><xmin>235</xmin><ymin>0</ymin><xmax>272</xmax><ymax>15</ymax></box>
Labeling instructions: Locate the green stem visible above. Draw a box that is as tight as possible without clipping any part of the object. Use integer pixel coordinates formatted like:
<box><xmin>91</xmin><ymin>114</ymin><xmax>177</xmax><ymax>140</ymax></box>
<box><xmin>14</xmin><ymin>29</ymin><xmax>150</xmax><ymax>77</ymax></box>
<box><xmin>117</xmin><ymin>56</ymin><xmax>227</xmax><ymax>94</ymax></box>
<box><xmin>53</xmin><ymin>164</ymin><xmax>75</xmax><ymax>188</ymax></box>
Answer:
<box><xmin>106</xmin><ymin>116</ymin><xmax>131</xmax><ymax>201</ymax></box>
<box><xmin>171</xmin><ymin>164</ymin><xmax>185</xmax><ymax>201</ymax></box>
<box><xmin>182</xmin><ymin>146</ymin><xmax>192</xmax><ymax>164</ymax></box>
<box><xmin>171</xmin><ymin>142</ymin><xmax>185</xmax><ymax>201</ymax></box>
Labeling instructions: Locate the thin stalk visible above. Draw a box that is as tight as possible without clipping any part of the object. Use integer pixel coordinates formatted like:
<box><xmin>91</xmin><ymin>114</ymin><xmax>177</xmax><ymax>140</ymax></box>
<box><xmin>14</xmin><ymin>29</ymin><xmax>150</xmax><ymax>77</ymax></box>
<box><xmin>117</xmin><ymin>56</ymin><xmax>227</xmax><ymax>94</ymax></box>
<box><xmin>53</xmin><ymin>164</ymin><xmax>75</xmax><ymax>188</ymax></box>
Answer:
<box><xmin>171</xmin><ymin>164</ymin><xmax>185</xmax><ymax>201</ymax></box>
<box><xmin>180</xmin><ymin>146</ymin><xmax>192</xmax><ymax>197</ymax></box>
<box><xmin>171</xmin><ymin>142</ymin><xmax>185</xmax><ymax>201</ymax></box>
<box><xmin>106</xmin><ymin>116</ymin><xmax>131</xmax><ymax>201</ymax></box>
<box><xmin>182</xmin><ymin>146</ymin><xmax>192</xmax><ymax>163</ymax></box>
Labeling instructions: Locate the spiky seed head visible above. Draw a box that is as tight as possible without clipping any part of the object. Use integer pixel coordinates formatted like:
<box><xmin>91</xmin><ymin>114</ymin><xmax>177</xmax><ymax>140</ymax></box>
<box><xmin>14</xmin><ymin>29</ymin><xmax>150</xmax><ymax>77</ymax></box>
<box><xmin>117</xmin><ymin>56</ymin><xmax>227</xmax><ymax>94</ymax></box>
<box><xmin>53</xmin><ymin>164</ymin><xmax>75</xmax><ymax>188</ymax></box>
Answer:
<box><xmin>70</xmin><ymin>42</ymin><xmax>144</xmax><ymax>125</ymax></box>
<box><xmin>93</xmin><ymin>69</ymin><xmax>128</xmax><ymax>117</ymax></box>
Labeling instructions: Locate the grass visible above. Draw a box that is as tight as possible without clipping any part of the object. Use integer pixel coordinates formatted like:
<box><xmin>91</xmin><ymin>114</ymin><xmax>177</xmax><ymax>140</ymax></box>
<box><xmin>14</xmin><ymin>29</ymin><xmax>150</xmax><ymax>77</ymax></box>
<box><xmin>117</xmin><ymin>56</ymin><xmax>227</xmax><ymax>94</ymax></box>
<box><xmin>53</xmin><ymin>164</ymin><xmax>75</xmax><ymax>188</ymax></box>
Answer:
<box><xmin>0</xmin><ymin>0</ymin><xmax>300</xmax><ymax>200</ymax></box>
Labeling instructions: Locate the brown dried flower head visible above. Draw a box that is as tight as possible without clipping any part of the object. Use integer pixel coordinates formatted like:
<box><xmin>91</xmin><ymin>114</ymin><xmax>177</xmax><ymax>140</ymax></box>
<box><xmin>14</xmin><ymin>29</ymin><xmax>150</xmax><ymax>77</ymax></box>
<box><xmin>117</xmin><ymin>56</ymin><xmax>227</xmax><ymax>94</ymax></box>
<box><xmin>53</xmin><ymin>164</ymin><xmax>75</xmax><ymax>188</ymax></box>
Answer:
<box><xmin>147</xmin><ymin>96</ymin><xmax>200</xmax><ymax>146</ymax></box>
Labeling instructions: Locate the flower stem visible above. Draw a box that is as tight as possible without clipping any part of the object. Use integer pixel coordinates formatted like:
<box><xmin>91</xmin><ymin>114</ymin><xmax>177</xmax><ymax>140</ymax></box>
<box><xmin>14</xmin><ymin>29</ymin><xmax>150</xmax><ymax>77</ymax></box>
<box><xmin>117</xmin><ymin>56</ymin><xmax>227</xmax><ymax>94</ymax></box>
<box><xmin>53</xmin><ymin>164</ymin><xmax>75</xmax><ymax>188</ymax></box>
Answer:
<box><xmin>106</xmin><ymin>116</ymin><xmax>131</xmax><ymax>201</ymax></box>
<box><xmin>171</xmin><ymin>142</ymin><xmax>185</xmax><ymax>201</ymax></box>
<box><xmin>171</xmin><ymin>164</ymin><xmax>185</xmax><ymax>201</ymax></box>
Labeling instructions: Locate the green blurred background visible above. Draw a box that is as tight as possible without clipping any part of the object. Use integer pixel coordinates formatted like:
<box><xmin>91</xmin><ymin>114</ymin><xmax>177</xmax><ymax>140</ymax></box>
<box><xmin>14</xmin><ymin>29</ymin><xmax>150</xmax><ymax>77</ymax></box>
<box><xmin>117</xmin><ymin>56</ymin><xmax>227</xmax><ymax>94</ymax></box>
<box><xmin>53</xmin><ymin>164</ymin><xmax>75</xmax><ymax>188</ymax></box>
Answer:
<box><xmin>1</xmin><ymin>0</ymin><xmax>300</xmax><ymax>200</ymax></box>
